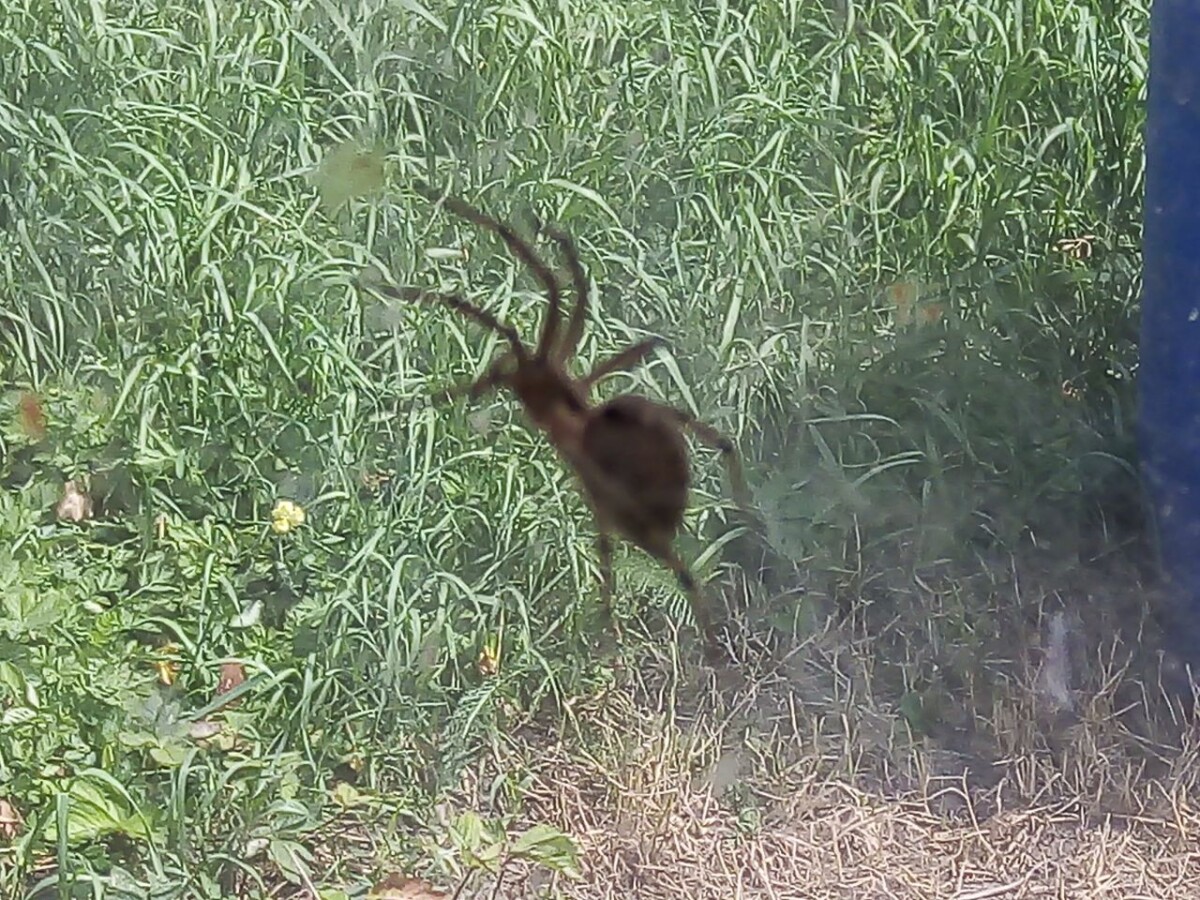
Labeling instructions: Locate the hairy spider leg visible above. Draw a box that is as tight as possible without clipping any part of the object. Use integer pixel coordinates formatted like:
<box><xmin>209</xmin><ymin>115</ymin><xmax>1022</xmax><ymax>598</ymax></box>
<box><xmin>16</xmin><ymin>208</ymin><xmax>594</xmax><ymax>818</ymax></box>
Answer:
<box><xmin>580</xmin><ymin>337</ymin><xmax>666</xmax><ymax>391</ymax></box>
<box><xmin>414</xmin><ymin>183</ymin><xmax>566</xmax><ymax>362</ymax></box>
<box><xmin>594</xmin><ymin>530</ymin><xmax>624</xmax><ymax>639</ymax></box>
<box><xmin>431</xmin><ymin>357</ymin><xmax>510</xmax><ymax>405</ymax></box>
<box><xmin>667</xmin><ymin>409</ymin><xmax>753</xmax><ymax>513</ymax></box>
<box><xmin>542</xmin><ymin>225</ymin><xmax>591</xmax><ymax>365</ymax></box>
<box><xmin>369</xmin><ymin>283</ymin><xmax>527</xmax><ymax>362</ymax></box>
<box><xmin>642</xmin><ymin>530</ymin><xmax>724</xmax><ymax>661</ymax></box>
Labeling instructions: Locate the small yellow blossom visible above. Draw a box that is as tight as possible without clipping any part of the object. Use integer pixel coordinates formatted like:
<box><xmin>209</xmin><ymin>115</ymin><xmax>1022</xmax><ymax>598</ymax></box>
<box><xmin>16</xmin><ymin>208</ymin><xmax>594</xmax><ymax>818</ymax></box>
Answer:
<box><xmin>154</xmin><ymin>642</ymin><xmax>182</xmax><ymax>686</ymax></box>
<box><xmin>271</xmin><ymin>499</ymin><xmax>306</xmax><ymax>534</ymax></box>
<box><xmin>477</xmin><ymin>635</ymin><xmax>501</xmax><ymax>677</ymax></box>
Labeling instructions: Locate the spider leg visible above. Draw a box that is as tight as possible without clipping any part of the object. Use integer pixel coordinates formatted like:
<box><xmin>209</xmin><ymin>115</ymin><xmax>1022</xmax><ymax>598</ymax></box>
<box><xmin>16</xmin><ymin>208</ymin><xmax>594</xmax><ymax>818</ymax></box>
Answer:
<box><xmin>541</xmin><ymin>224</ymin><xmax>590</xmax><ymax>365</ymax></box>
<box><xmin>652</xmin><ymin>546</ymin><xmax>729</xmax><ymax>662</ymax></box>
<box><xmin>415</xmin><ymin>183</ymin><xmax>565</xmax><ymax>362</ymax></box>
<box><xmin>580</xmin><ymin>337</ymin><xmax>665</xmax><ymax>391</ymax></box>
<box><xmin>668</xmin><ymin>410</ymin><xmax>753</xmax><ymax>512</ymax></box>
<box><xmin>432</xmin><ymin>359</ymin><xmax>507</xmax><ymax>405</ymax></box>
<box><xmin>597</xmin><ymin>531</ymin><xmax>615</xmax><ymax>597</ymax></box>
<box><xmin>595</xmin><ymin>530</ymin><xmax>623</xmax><ymax>639</ymax></box>
<box><xmin>363</xmin><ymin>281</ymin><xmax>528</xmax><ymax>361</ymax></box>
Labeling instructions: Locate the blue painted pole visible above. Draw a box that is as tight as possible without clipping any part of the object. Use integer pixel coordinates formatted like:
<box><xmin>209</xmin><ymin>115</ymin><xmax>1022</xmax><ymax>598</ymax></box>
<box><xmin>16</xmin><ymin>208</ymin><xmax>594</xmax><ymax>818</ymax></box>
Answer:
<box><xmin>1140</xmin><ymin>2</ymin><xmax>1200</xmax><ymax>660</ymax></box>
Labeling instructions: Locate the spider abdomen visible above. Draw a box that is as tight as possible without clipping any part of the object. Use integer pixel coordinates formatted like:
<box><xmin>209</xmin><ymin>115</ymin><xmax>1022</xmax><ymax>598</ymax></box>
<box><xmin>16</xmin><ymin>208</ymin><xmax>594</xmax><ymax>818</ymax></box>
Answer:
<box><xmin>577</xmin><ymin>395</ymin><xmax>691</xmax><ymax>553</ymax></box>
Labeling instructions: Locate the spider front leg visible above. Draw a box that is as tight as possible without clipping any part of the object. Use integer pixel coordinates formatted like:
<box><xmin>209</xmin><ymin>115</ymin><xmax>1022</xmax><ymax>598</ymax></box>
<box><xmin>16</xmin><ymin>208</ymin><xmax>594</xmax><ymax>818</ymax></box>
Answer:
<box><xmin>361</xmin><ymin>281</ymin><xmax>527</xmax><ymax>358</ymax></box>
<box><xmin>361</xmin><ymin>278</ymin><xmax>518</xmax><ymax>407</ymax></box>
<box><xmin>430</xmin><ymin>357</ymin><xmax>509</xmax><ymax>406</ymax></box>
<box><xmin>538</xmin><ymin>223</ymin><xmax>590</xmax><ymax>365</ymax></box>
<box><xmin>580</xmin><ymin>337</ymin><xmax>665</xmax><ymax>391</ymax></box>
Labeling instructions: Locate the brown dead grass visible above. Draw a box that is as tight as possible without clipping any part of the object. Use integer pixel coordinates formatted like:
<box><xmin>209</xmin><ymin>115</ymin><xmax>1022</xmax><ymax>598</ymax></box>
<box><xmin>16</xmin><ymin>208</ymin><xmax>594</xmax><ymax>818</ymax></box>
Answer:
<box><xmin>466</xmin><ymin>558</ymin><xmax>1200</xmax><ymax>899</ymax></box>
<box><xmin>267</xmin><ymin>550</ymin><xmax>1200</xmax><ymax>899</ymax></box>
<box><xmin>492</xmin><ymin>694</ymin><xmax>1200</xmax><ymax>898</ymax></box>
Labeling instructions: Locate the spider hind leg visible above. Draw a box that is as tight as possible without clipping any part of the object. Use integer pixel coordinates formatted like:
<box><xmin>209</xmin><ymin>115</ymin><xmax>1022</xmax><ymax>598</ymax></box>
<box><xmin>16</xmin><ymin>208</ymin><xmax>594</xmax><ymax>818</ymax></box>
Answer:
<box><xmin>651</xmin><ymin>544</ymin><xmax>731</xmax><ymax>663</ymax></box>
<box><xmin>670</xmin><ymin>409</ymin><xmax>752</xmax><ymax>512</ymax></box>
<box><xmin>595</xmin><ymin>530</ymin><xmax>623</xmax><ymax>640</ymax></box>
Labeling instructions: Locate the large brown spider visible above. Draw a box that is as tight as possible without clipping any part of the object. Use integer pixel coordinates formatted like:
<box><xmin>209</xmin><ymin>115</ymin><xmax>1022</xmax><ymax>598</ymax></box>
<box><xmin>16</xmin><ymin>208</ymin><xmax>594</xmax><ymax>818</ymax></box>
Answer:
<box><xmin>363</xmin><ymin>183</ymin><xmax>751</xmax><ymax>659</ymax></box>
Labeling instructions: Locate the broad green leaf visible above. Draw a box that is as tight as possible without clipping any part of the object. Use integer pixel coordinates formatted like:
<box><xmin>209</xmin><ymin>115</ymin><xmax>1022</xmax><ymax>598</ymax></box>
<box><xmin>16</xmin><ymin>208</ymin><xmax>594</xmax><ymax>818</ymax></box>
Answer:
<box><xmin>510</xmin><ymin>825</ymin><xmax>582</xmax><ymax>876</ymax></box>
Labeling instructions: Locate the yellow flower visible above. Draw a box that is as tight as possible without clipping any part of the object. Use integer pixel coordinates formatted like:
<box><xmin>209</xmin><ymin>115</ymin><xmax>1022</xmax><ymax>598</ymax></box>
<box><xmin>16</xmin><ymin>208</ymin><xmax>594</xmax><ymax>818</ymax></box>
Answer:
<box><xmin>155</xmin><ymin>642</ymin><xmax>182</xmax><ymax>686</ymax></box>
<box><xmin>477</xmin><ymin>635</ymin><xmax>501</xmax><ymax>677</ymax></box>
<box><xmin>271</xmin><ymin>499</ymin><xmax>306</xmax><ymax>534</ymax></box>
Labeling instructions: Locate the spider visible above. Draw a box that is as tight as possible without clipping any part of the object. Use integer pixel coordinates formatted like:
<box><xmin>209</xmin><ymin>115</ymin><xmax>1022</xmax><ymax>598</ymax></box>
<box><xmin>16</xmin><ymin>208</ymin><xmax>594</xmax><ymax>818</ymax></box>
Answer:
<box><xmin>363</xmin><ymin>182</ymin><xmax>752</xmax><ymax>659</ymax></box>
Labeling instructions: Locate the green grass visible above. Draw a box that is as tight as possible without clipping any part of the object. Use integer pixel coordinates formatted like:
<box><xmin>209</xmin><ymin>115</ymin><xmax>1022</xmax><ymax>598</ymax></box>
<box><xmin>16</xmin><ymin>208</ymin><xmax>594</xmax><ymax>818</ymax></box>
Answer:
<box><xmin>0</xmin><ymin>0</ymin><xmax>1148</xmax><ymax>895</ymax></box>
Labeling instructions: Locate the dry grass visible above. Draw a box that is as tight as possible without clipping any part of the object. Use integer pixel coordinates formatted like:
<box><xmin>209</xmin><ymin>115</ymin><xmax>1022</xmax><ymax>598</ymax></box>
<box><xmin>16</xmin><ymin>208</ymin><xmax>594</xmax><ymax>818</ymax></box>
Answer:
<box><xmin>457</xmin><ymin>556</ymin><xmax>1200</xmax><ymax>900</ymax></box>
<box><xmin>513</xmin><ymin>751</ymin><xmax>1199</xmax><ymax>898</ymax></box>
<box><xmin>231</xmin><ymin>551</ymin><xmax>1200</xmax><ymax>899</ymax></box>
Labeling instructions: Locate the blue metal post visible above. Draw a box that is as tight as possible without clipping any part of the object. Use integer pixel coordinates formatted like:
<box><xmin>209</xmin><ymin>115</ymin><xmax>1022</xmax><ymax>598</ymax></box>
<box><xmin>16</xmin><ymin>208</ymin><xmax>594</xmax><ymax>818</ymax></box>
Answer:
<box><xmin>1141</xmin><ymin>2</ymin><xmax>1200</xmax><ymax>659</ymax></box>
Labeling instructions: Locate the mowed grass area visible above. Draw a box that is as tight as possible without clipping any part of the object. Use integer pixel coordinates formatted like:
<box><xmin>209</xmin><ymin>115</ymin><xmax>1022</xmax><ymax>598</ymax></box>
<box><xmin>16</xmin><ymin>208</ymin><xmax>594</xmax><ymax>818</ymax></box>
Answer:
<box><xmin>2</xmin><ymin>0</ymin><xmax>1189</xmax><ymax>896</ymax></box>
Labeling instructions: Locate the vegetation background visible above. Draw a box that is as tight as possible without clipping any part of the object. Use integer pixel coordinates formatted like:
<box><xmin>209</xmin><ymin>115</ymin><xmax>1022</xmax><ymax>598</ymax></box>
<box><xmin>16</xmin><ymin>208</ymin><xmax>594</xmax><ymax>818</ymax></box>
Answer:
<box><xmin>3</xmin><ymin>0</ymin><xmax>1192</xmax><ymax>897</ymax></box>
